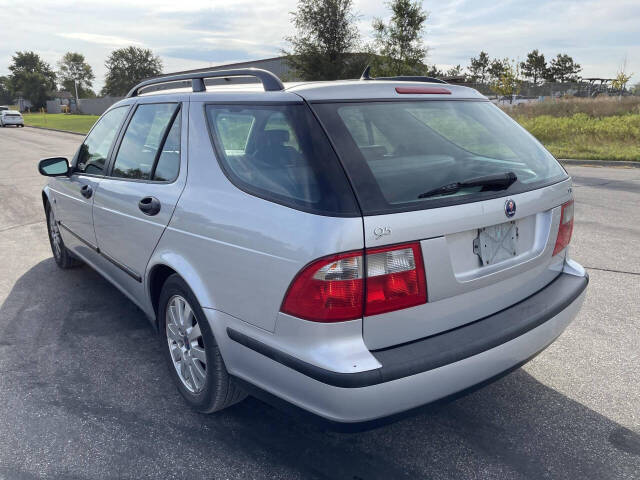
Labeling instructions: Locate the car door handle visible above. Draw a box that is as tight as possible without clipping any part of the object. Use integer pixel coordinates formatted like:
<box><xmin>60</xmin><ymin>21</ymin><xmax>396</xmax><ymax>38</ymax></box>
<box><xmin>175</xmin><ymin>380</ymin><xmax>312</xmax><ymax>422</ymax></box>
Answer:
<box><xmin>138</xmin><ymin>196</ymin><xmax>161</xmax><ymax>216</ymax></box>
<box><xmin>80</xmin><ymin>185</ymin><xmax>93</xmax><ymax>199</ymax></box>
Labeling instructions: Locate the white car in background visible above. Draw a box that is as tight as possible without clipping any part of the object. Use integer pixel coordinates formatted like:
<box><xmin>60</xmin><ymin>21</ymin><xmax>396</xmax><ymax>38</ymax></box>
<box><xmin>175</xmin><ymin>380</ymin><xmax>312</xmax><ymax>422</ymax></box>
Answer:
<box><xmin>0</xmin><ymin>110</ymin><xmax>24</xmax><ymax>127</ymax></box>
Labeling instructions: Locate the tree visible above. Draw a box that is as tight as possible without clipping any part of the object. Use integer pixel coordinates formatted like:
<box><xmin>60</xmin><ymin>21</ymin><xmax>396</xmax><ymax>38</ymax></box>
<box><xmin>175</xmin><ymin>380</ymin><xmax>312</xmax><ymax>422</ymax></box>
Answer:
<box><xmin>445</xmin><ymin>64</ymin><xmax>463</xmax><ymax>77</ymax></box>
<box><xmin>102</xmin><ymin>46</ymin><xmax>162</xmax><ymax>96</ymax></box>
<box><xmin>371</xmin><ymin>0</ymin><xmax>429</xmax><ymax>76</ymax></box>
<box><xmin>57</xmin><ymin>52</ymin><xmax>95</xmax><ymax>98</ymax></box>
<box><xmin>490</xmin><ymin>59</ymin><xmax>521</xmax><ymax>102</ymax></box>
<box><xmin>631</xmin><ymin>82</ymin><xmax>640</xmax><ymax>96</ymax></box>
<box><xmin>0</xmin><ymin>76</ymin><xmax>12</xmax><ymax>105</ymax></box>
<box><xmin>425</xmin><ymin>65</ymin><xmax>444</xmax><ymax>77</ymax></box>
<box><xmin>488</xmin><ymin>58</ymin><xmax>508</xmax><ymax>83</ymax></box>
<box><xmin>468</xmin><ymin>51</ymin><xmax>490</xmax><ymax>82</ymax></box>
<box><xmin>612</xmin><ymin>71</ymin><xmax>633</xmax><ymax>94</ymax></box>
<box><xmin>546</xmin><ymin>54</ymin><xmax>581</xmax><ymax>82</ymax></box>
<box><xmin>8</xmin><ymin>51</ymin><xmax>56</xmax><ymax>108</ymax></box>
<box><xmin>284</xmin><ymin>0</ymin><xmax>362</xmax><ymax>80</ymax></box>
<box><xmin>520</xmin><ymin>49</ymin><xmax>547</xmax><ymax>85</ymax></box>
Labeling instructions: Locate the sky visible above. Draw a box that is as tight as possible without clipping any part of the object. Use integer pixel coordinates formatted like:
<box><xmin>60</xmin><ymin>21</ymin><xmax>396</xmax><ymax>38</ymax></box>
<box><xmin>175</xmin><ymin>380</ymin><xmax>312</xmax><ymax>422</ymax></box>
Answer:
<box><xmin>1</xmin><ymin>0</ymin><xmax>638</xmax><ymax>91</ymax></box>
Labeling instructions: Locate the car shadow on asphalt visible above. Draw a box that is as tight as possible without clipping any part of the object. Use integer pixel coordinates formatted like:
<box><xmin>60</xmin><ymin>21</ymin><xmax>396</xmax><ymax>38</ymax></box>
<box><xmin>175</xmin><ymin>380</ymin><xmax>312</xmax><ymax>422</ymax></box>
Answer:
<box><xmin>1</xmin><ymin>258</ymin><xmax>638</xmax><ymax>480</ymax></box>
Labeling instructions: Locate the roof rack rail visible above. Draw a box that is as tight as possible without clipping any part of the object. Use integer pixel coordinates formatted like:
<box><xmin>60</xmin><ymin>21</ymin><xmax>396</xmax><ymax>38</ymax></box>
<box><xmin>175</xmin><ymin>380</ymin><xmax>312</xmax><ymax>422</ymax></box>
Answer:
<box><xmin>359</xmin><ymin>65</ymin><xmax>447</xmax><ymax>84</ymax></box>
<box><xmin>126</xmin><ymin>68</ymin><xmax>285</xmax><ymax>98</ymax></box>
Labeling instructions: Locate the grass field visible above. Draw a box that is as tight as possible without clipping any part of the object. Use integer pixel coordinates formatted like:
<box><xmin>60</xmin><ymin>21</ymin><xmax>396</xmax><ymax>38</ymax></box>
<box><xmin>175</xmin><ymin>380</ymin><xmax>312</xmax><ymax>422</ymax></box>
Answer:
<box><xmin>505</xmin><ymin>97</ymin><xmax>640</xmax><ymax>161</ymax></box>
<box><xmin>22</xmin><ymin>113</ymin><xmax>99</xmax><ymax>134</ymax></box>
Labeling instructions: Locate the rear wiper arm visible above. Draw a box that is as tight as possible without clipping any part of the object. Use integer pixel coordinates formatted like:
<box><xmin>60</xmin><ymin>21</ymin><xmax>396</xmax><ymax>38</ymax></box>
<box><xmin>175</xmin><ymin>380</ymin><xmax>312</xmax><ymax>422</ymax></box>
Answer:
<box><xmin>417</xmin><ymin>172</ymin><xmax>518</xmax><ymax>199</ymax></box>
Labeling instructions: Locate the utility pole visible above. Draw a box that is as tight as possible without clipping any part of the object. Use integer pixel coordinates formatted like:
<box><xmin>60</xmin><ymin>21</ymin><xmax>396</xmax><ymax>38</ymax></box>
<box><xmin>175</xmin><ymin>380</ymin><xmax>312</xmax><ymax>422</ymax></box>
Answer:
<box><xmin>71</xmin><ymin>62</ymin><xmax>81</xmax><ymax>113</ymax></box>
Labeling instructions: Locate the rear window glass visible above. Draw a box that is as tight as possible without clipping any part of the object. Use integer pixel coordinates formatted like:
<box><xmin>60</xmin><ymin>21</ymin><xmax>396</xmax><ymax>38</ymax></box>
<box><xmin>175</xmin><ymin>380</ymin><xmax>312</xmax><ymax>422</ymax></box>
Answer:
<box><xmin>205</xmin><ymin>104</ymin><xmax>359</xmax><ymax>216</ymax></box>
<box><xmin>314</xmin><ymin>101</ymin><xmax>567</xmax><ymax>214</ymax></box>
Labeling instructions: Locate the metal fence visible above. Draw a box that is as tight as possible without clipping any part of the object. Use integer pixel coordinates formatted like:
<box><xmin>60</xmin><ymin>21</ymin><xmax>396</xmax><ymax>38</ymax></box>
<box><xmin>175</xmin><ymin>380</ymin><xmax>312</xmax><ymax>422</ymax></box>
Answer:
<box><xmin>77</xmin><ymin>96</ymin><xmax>123</xmax><ymax>115</ymax></box>
<box><xmin>455</xmin><ymin>81</ymin><xmax>625</xmax><ymax>99</ymax></box>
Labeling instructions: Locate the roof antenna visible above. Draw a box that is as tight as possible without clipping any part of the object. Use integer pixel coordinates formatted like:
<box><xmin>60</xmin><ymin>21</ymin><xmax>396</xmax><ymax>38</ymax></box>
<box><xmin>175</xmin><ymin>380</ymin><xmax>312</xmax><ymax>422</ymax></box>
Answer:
<box><xmin>360</xmin><ymin>65</ymin><xmax>372</xmax><ymax>80</ymax></box>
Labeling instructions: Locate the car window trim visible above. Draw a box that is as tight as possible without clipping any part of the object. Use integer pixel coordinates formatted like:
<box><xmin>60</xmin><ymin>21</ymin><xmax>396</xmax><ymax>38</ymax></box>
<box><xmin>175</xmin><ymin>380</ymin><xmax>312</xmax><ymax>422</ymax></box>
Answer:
<box><xmin>105</xmin><ymin>101</ymin><xmax>182</xmax><ymax>184</ymax></box>
<box><xmin>150</xmin><ymin>105</ymin><xmax>182</xmax><ymax>180</ymax></box>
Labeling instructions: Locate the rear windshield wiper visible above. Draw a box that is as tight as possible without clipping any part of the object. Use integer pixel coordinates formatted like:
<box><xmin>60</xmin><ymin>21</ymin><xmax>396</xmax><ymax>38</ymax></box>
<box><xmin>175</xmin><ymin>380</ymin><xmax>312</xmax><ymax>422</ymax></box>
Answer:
<box><xmin>417</xmin><ymin>172</ymin><xmax>518</xmax><ymax>199</ymax></box>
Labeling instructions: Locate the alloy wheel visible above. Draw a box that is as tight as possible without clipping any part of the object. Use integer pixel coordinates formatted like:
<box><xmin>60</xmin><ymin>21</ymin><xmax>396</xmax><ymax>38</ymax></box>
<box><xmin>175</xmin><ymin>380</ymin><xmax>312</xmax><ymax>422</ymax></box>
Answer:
<box><xmin>166</xmin><ymin>295</ymin><xmax>207</xmax><ymax>393</ymax></box>
<box><xmin>48</xmin><ymin>210</ymin><xmax>62</xmax><ymax>260</ymax></box>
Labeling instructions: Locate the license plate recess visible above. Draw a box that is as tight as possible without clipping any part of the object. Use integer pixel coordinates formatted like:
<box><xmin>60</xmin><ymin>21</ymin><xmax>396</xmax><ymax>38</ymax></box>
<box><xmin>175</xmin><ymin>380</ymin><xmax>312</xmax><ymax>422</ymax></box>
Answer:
<box><xmin>473</xmin><ymin>221</ymin><xmax>518</xmax><ymax>266</ymax></box>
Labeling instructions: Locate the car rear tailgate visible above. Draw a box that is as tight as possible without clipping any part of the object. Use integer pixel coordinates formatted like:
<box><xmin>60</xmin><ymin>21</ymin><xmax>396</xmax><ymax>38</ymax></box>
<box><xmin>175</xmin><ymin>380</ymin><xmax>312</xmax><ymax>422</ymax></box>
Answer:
<box><xmin>363</xmin><ymin>178</ymin><xmax>573</xmax><ymax>350</ymax></box>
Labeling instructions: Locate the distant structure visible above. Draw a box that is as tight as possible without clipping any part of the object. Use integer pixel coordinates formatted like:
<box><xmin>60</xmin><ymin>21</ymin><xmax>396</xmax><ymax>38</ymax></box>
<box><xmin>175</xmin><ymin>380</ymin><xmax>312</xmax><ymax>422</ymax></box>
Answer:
<box><xmin>160</xmin><ymin>56</ymin><xmax>297</xmax><ymax>82</ymax></box>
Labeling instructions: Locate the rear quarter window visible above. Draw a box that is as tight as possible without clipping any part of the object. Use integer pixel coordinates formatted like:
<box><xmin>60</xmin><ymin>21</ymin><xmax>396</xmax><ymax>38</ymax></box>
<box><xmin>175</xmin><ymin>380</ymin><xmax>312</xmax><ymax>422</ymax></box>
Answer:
<box><xmin>205</xmin><ymin>103</ymin><xmax>359</xmax><ymax>217</ymax></box>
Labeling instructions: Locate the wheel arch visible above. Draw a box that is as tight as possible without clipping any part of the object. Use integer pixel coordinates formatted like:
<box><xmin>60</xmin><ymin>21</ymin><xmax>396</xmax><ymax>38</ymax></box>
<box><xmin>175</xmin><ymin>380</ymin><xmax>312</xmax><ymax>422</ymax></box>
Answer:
<box><xmin>42</xmin><ymin>186</ymin><xmax>52</xmax><ymax>210</ymax></box>
<box><xmin>146</xmin><ymin>253</ymin><xmax>216</xmax><ymax>328</ymax></box>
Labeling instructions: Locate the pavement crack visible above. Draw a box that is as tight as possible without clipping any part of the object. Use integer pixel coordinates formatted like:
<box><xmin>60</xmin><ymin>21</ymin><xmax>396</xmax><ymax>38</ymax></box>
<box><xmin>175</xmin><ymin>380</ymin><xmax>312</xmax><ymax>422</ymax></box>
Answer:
<box><xmin>0</xmin><ymin>221</ymin><xmax>42</xmax><ymax>233</ymax></box>
<box><xmin>584</xmin><ymin>266</ymin><xmax>640</xmax><ymax>276</ymax></box>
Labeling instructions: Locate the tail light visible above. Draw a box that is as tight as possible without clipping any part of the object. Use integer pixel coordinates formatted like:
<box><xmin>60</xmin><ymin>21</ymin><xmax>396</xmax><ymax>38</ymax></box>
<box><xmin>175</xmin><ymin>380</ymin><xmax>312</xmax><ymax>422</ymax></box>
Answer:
<box><xmin>553</xmin><ymin>200</ymin><xmax>574</xmax><ymax>256</ymax></box>
<box><xmin>281</xmin><ymin>243</ymin><xmax>427</xmax><ymax>322</ymax></box>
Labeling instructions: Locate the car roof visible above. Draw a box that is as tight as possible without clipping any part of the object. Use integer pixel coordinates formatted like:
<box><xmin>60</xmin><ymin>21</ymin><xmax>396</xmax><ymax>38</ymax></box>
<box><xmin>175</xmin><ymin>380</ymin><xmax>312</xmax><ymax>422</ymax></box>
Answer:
<box><xmin>2</xmin><ymin>110</ymin><xmax>20</xmax><ymax>114</ymax></box>
<box><xmin>284</xmin><ymin>80</ymin><xmax>485</xmax><ymax>101</ymax></box>
<box><xmin>130</xmin><ymin>80</ymin><xmax>485</xmax><ymax>103</ymax></box>
<box><xmin>113</xmin><ymin>69</ymin><xmax>487</xmax><ymax>109</ymax></box>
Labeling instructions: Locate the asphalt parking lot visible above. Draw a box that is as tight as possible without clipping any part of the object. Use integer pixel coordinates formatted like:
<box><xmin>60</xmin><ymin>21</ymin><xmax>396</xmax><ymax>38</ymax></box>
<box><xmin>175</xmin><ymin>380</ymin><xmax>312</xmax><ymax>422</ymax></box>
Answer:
<box><xmin>0</xmin><ymin>126</ymin><xmax>638</xmax><ymax>480</ymax></box>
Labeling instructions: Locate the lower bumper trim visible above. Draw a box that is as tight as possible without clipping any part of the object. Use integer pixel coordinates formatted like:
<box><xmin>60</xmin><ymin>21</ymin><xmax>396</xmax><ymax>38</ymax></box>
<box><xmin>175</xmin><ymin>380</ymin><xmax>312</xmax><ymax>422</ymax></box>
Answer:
<box><xmin>227</xmin><ymin>271</ymin><xmax>588</xmax><ymax>389</ymax></box>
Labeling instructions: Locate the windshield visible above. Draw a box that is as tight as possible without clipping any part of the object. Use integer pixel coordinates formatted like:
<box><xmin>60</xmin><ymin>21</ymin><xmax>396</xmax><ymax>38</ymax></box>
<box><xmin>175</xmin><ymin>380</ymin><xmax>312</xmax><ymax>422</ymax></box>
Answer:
<box><xmin>313</xmin><ymin>100</ymin><xmax>567</xmax><ymax>214</ymax></box>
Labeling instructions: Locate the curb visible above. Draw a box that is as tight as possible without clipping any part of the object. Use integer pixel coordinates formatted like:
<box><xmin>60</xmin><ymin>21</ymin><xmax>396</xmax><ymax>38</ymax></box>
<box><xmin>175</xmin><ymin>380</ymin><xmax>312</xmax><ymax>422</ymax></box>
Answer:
<box><xmin>559</xmin><ymin>159</ymin><xmax>640</xmax><ymax>168</ymax></box>
<box><xmin>24</xmin><ymin>125</ymin><xmax>85</xmax><ymax>136</ymax></box>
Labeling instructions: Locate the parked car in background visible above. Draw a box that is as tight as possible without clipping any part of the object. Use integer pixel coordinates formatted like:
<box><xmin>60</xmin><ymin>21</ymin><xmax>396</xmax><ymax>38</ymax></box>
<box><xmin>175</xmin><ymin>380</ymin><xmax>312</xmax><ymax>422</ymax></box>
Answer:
<box><xmin>0</xmin><ymin>106</ymin><xmax>9</xmax><ymax>112</ymax></box>
<box><xmin>0</xmin><ymin>110</ymin><xmax>24</xmax><ymax>127</ymax></box>
<box><xmin>38</xmin><ymin>68</ymin><xmax>588</xmax><ymax>425</ymax></box>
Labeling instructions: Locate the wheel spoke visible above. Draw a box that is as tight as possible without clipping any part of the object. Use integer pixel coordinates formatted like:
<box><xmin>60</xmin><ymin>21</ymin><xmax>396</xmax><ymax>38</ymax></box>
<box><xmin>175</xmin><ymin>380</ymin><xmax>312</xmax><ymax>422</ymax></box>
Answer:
<box><xmin>190</xmin><ymin>358</ymin><xmax>206</xmax><ymax>389</ymax></box>
<box><xmin>169</xmin><ymin>344</ymin><xmax>182</xmax><ymax>362</ymax></box>
<box><xmin>166</xmin><ymin>323</ymin><xmax>182</xmax><ymax>343</ymax></box>
<box><xmin>182</xmin><ymin>302</ymin><xmax>193</xmax><ymax>329</ymax></box>
<box><xmin>180</xmin><ymin>357</ymin><xmax>191</xmax><ymax>384</ymax></box>
<box><xmin>191</xmin><ymin>345</ymin><xmax>206</xmax><ymax>364</ymax></box>
<box><xmin>187</xmin><ymin>323</ymin><xmax>201</xmax><ymax>342</ymax></box>
<box><xmin>169</xmin><ymin>304</ymin><xmax>179</xmax><ymax>328</ymax></box>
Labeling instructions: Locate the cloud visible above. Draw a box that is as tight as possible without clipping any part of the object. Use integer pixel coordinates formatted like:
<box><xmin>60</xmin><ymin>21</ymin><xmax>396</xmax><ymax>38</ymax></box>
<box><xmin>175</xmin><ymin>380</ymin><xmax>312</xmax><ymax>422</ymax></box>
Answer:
<box><xmin>0</xmin><ymin>0</ymin><xmax>638</xmax><ymax>90</ymax></box>
<box><xmin>57</xmin><ymin>33</ymin><xmax>143</xmax><ymax>47</ymax></box>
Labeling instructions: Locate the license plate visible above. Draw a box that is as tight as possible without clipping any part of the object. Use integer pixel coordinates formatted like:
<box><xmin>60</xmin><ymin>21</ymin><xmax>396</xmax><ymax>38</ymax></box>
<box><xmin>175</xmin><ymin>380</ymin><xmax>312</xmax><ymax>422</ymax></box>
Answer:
<box><xmin>473</xmin><ymin>221</ymin><xmax>518</xmax><ymax>265</ymax></box>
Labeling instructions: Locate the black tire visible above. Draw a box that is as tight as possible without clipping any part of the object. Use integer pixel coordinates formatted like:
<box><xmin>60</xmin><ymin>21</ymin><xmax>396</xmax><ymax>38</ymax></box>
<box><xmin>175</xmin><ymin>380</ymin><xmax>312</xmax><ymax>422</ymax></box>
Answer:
<box><xmin>159</xmin><ymin>274</ymin><xmax>247</xmax><ymax>413</ymax></box>
<box><xmin>45</xmin><ymin>203</ymin><xmax>81</xmax><ymax>269</ymax></box>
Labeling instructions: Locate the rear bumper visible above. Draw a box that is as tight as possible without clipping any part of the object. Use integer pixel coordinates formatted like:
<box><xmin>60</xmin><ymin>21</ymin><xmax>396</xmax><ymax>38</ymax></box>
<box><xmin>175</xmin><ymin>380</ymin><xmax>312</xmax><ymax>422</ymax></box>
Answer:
<box><xmin>215</xmin><ymin>266</ymin><xmax>588</xmax><ymax>423</ymax></box>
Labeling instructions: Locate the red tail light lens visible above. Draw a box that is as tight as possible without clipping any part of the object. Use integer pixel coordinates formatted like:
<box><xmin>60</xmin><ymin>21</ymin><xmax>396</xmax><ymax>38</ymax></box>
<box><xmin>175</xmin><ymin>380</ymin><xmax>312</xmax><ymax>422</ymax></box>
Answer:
<box><xmin>281</xmin><ymin>243</ymin><xmax>427</xmax><ymax>322</ymax></box>
<box><xmin>281</xmin><ymin>252</ymin><xmax>364</xmax><ymax>322</ymax></box>
<box><xmin>553</xmin><ymin>200</ymin><xmax>574</xmax><ymax>256</ymax></box>
<box><xmin>395</xmin><ymin>86</ymin><xmax>451</xmax><ymax>95</ymax></box>
<box><xmin>365</xmin><ymin>243</ymin><xmax>427</xmax><ymax>316</ymax></box>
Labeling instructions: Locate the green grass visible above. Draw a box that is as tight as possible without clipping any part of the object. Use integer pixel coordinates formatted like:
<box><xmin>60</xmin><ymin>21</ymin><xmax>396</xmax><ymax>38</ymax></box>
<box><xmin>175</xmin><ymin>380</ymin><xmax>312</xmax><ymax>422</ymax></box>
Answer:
<box><xmin>22</xmin><ymin>113</ymin><xmax>99</xmax><ymax>134</ymax></box>
<box><xmin>512</xmin><ymin>113</ymin><xmax>640</xmax><ymax>161</ymax></box>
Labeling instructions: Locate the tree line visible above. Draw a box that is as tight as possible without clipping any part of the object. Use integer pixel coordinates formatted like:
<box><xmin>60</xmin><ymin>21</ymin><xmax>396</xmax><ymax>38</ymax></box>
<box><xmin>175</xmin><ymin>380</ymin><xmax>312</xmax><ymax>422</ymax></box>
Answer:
<box><xmin>0</xmin><ymin>47</ymin><xmax>162</xmax><ymax>108</ymax></box>
<box><xmin>0</xmin><ymin>0</ymin><xmax>633</xmax><ymax>109</ymax></box>
<box><xmin>285</xmin><ymin>0</ymin><xmax>585</xmax><ymax>84</ymax></box>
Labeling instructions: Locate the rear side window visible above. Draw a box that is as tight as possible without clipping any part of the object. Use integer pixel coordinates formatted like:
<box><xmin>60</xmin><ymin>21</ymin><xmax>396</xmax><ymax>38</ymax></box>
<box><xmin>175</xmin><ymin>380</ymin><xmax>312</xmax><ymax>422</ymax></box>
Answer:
<box><xmin>205</xmin><ymin>104</ymin><xmax>359</xmax><ymax>216</ymax></box>
<box><xmin>314</xmin><ymin>101</ymin><xmax>567</xmax><ymax>215</ymax></box>
<box><xmin>76</xmin><ymin>106</ymin><xmax>128</xmax><ymax>174</ymax></box>
<box><xmin>112</xmin><ymin>103</ymin><xmax>180</xmax><ymax>181</ymax></box>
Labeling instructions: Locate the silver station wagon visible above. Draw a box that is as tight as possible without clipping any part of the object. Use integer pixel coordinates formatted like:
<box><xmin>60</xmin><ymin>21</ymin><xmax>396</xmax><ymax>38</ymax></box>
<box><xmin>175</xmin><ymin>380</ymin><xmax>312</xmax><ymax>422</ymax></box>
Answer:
<box><xmin>39</xmin><ymin>68</ymin><xmax>588</xmax><ymax>424</ymax></box>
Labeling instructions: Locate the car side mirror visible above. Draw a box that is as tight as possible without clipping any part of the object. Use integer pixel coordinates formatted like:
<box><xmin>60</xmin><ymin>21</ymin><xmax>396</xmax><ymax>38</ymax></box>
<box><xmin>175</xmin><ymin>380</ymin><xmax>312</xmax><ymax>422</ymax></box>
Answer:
<box><xmin>38</xmin><ymin>157</ymin><xmax>70</xmax><ymax>177</ymax></box>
